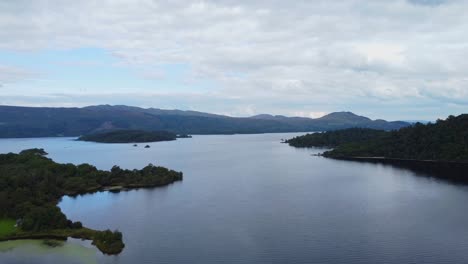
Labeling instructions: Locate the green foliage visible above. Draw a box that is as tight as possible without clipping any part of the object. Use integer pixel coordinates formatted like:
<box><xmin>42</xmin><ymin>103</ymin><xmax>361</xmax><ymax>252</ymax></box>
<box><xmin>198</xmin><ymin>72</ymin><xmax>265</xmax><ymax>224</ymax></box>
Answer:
<box><xmin>19</xmin><ymin>148</ymin><xmax>48</xmax><ymax>156</ymax></box>
<box><xmin>78</xmin><ymin>130</ymin><xmax>177</xmax><ymax>143</ymax></box>
<box><xmin>319</xmin><ymin>115</ymin><xmax>468</xmax><ymax>162</ymax></box>
<box><xmin>21</xmin><ymin>205</ymin><xmax>68</xmax><ymax>232</ymax></box>
<box><xmin>93</xmin><ymin>229</ymin><xmax>125</xmax><ymax>254</ymax></box>
<box><xmin>0</xmin><ymin>149</ymin><xmax>183</xmax><ymax>240</ymax></box>
<box><xmin>94</xmin><ymin>229</ymin><xmax>122</xmax><ymax>243</ymax></box>
<box><xmin>70</xmin><ymin>221</ymin><xmax>83</xmax><ymax>229</ymax></box>
<box><xmin>286</xmin><ymin>128</ymin><xmax>387</xmax><ymax>148</ymax></box>
<box><xmin>0</xmin><ymin>219</ymin><xmax>16</xmax><ymax>238</ymax></box>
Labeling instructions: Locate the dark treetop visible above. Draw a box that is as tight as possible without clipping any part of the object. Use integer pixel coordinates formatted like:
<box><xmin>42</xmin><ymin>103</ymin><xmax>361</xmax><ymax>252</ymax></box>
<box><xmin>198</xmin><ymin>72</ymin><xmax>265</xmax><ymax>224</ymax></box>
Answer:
<box><xmin>0</xmin><ymin>148</ymin><xmax>183</xmax><ymax>254</ymax></box>
<box><xmin>285</xmin><ymin>128</ymin><xmax>387</xmax><ymax>148</ymax></box>
<box><xmin>0</xmin><ymin>105</ymin><xmax>409</xmax><ymax>138</ymax></box>
<box><xmin>78</xmin><ymin>130</ymin><xmax>177</xmax><ymax>143</ymax></box>
<box><xmin>287</xmin><ymin>114</ymin><xmax>468</xmax><ymax>163</ymax></box>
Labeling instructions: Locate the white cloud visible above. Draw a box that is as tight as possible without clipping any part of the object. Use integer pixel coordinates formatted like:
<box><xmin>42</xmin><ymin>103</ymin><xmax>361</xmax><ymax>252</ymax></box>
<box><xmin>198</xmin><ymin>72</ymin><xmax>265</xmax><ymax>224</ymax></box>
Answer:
<box><xmin>293</xmin><ymin>111</ymin><xmax>328</xmax><ymax>119</ymax></box>
<box><xmin>0</xmin><ymin>65</ymin><xmax>36</xmax><ymax>86</ymax></box>
<box><xmin>0</xmin><ymin>0</ymin><xmax>467</xmax><ymax>119</ymax></box>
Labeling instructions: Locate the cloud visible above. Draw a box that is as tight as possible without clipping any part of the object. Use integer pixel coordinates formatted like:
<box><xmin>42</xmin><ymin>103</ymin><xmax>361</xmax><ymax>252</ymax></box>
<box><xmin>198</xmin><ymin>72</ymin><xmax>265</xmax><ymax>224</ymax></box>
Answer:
<box><xmin>408</xmin><ymin>0</ymin><xmax>450</xmax><ymax>6</ymax></box>
<box><xmin>0</xmin><ymin>65</ymin><xmax>36</xmax><ymax>86</ymax></box>
<box><xmin>292</xmin><ymin>111</ymin><xmax>328</xmax><ymax>119</ymax></box>
<box><xmin>0</xmin><ymin>0</ymin><xmax>467</xmax><ymax>119</ymax></box>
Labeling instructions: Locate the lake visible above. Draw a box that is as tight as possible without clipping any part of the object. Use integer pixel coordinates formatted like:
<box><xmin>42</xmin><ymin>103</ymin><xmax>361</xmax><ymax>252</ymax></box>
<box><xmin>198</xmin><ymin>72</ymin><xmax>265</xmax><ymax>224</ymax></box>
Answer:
<box><xmin>1</xmin><ymin>133</ymin><xmax>468</xmax><ymax>264</ymax></box>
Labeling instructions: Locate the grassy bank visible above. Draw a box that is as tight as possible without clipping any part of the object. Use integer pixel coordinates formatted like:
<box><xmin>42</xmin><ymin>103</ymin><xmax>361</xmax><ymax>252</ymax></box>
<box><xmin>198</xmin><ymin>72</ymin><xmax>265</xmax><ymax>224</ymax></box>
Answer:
<box><xmin>0</xmin><ymin>219</ymin><xmax>16</xmax><ymax>238</ymax></box>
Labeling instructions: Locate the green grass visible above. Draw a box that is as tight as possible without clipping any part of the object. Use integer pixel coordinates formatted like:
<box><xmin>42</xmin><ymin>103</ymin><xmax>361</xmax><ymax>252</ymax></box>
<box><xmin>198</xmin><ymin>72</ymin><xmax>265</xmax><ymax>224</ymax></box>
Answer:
<box><xmin>0</xmin><ymin>219</ymin><xmax>16</xmax><ymax>238</ymax></box>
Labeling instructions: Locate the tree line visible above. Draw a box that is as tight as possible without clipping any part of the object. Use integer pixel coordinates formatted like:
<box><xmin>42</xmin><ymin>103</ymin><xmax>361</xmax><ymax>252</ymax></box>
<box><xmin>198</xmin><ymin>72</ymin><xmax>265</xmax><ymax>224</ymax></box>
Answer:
<box><xmin>0</xmin><ymin>148</ymin><xmax>183</xmax><ymax>253</ymax></box>
<box><xmin>286</xmin><ymin>114</ymin><xmax>468</xmax><ymax>162</ymax></box>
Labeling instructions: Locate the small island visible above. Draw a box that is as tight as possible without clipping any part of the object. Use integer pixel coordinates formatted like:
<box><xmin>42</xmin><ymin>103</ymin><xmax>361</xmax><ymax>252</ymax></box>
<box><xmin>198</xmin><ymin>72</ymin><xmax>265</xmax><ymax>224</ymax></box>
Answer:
<box><xmin>0</xmin><ymin>148</ymin><xmax>183</xmax><ymax>254</ymax></box>
<box><xmin>78</xmin><ymin>130</ymin><xmax>178</xmax><ymax>143</ymax></box>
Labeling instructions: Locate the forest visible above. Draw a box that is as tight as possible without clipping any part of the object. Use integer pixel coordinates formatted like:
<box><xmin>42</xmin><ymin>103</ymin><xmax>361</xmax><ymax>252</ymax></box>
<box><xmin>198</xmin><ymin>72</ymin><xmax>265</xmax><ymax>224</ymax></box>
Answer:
<box><xmin>78</xmin><ymin>130</ymin><xmax>177</xmax><ymax>143</ymax></box>
<box><xmin>287</xmin><ymin>114</ymin><xmax>468</xmax><ymax>162</ymax></box>
<box><xmin>285</xmin><ymin>128</ymin><xmax>387</xmax><ymax>148</ymax></box>
<box><xmin>0</xmin><ymin>148</ymin><xmax>183</xmax><ymax>254</ymax></box>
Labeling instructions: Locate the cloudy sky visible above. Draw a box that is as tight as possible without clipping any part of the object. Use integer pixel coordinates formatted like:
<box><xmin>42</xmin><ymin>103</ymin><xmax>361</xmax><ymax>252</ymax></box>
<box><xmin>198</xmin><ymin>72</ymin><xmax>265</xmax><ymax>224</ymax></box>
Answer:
<box><xmin>0</xmin><ymin>0</ymin><xmax>467</xmax><ymax>120</ymax></box>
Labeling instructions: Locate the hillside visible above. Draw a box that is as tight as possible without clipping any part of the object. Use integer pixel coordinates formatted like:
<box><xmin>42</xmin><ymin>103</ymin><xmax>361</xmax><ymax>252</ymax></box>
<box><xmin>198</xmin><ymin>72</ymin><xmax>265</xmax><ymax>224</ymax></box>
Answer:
<box><xmin>288</xmin><ymin>115</ymin><xmax>468</xmax><ymax>162</ymax></box>
<box><xmin>0</xmin><ymin>105</ymin><xmax>409</xmax><ymax>138</ymax></box>
<box><xmin>285</xmin><ymin>128</ymin><xmax>387</xmax><ymax>148</ymax></box>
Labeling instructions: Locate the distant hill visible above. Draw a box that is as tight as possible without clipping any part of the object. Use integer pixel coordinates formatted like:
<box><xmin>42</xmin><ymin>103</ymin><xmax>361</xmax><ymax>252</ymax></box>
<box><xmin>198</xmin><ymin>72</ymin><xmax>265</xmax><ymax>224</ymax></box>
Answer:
<box><xmin>0</xmin><ymin>105</ymin><xmax>410</xmax><ymax>138</ymax></box>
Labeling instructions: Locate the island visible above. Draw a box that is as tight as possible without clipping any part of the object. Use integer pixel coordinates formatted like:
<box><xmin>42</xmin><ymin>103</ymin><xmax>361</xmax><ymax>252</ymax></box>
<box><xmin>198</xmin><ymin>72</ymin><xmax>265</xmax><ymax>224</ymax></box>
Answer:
<box><xmin>286</xmin><ymin>114</ymin><xmax>468</xmax><ymax>181</ymax></box>
<box><xmin>78</xmin><ymin>130</ymin><xmax>178</xmax><ymax>143</ymax></box>
<box><xmin>0</xmin><ymin>148</ymin><xmax>183</xmax><ymax>254</ymax></box>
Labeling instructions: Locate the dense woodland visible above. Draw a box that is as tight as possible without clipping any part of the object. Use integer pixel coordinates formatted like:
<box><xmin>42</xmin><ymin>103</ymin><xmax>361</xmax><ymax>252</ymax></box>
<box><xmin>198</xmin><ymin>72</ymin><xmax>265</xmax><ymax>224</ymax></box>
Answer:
<box><xmin>78</xmin><ymin>130</ymin><xmax>177</xmax><ymax>143</ymax></box>
<box><xmin>0</xmin><ymin>148</ymin><xmax>183</xmax><ymax>253</ymax></box>
<box><xmin>286</xmin><ymin>128</ymin><xmax>387</xmax><ymax>148</ymax></box>
<box><xmin>287</xmin><ymin>114</ymin><xmax>468</xmax><ymax>162</ymax></box>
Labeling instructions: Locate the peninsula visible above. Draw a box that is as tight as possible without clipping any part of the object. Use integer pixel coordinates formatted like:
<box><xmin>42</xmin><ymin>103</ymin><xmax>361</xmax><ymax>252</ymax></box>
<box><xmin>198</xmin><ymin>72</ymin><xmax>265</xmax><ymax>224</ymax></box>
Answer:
<box><xmin>286</xmin><ymin>114</ymin><xmax>468</xmax><ymax>162</ymax></box>
<box><xmin>0</xmin><ymin>148</ymin><xmax>183</xmax><ymax>254</ymax></box>
<box><xmin>286</xmin><ymin>115</ymin><xmax>468</xmax><ymax>181</ymax></box>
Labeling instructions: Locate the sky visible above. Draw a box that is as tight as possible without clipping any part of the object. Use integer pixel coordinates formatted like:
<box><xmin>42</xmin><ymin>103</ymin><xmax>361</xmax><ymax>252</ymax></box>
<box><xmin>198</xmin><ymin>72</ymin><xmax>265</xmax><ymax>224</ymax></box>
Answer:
<box><xmin>0</xmin><ymin>0</ymin><xmax>467</xmax><ymax>121</ymax></box>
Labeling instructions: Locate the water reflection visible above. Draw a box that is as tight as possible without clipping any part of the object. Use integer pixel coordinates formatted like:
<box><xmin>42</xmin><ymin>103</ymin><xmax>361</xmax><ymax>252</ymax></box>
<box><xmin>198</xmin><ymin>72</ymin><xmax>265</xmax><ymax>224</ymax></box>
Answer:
<box><xmin>0</xmin><ymin>239</ymin><xmax>99</xmax><ymax>264</ymax></box>
<box><xmin>2</xmin><ymin>134</ymin><xmax>468</xmax><ymax>264</ymax></box>
<box><xmin>334</xmin><ymin>157</ymin><xmax>468</xmax><ymax>185</ymax></box>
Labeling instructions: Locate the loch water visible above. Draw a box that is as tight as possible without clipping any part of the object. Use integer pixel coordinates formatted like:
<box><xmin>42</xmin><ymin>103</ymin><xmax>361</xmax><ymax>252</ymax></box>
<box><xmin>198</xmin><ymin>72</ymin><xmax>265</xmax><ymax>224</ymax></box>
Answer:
<box><xmin>1</xmin><ymin>133</ymin><xmax>468</xmax><ymax>264</ymax></box>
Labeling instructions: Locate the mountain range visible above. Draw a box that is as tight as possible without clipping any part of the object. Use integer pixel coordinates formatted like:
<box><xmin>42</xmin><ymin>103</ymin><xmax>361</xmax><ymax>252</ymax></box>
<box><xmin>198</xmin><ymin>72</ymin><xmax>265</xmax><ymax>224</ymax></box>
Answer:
<box><xmin>0</xmin><ymin>105</ymin><xmax>410</xmax><ymax>138</ymax></box>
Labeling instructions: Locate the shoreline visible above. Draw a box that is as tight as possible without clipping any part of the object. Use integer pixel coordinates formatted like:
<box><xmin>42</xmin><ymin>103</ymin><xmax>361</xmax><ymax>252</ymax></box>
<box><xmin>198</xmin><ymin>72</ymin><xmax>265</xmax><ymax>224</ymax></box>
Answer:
<box><xmin>64</xmin><ymin>179</ymin><xmax>182</xmax><ymax>197</ymax></box>
<box><xmin>329</xmin><ymin>156</ymin><xmax>468</xmax><ymax>183</ymax></box>
<box><xmin>0</xmin><ymin>227</ymin><xmax>120</xmax><ymax>254</ymax></box>
<box><xmin>1</xmin><ymin>179</ymin><xmax>183</xmax><ymax>255</ymax></box>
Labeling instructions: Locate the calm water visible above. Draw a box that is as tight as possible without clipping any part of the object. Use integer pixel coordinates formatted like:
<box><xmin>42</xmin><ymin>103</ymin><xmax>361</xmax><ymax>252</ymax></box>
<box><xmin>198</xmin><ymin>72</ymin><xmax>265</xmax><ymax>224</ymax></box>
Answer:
<box><xmin>2</xmin><ymin>133</ymin><xmax>468</xmax><ymax>264</ymax></box>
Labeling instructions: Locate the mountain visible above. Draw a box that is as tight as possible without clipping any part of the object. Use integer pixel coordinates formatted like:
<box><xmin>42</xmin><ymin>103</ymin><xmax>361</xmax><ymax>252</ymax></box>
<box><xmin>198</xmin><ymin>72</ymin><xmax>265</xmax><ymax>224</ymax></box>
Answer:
<box><xmin>249</xmin><ymin>114</ymin><xmax>289</xmax><ymax>120</ymax></box>
<box><xmin>0</xmin><ymin>105</ymin><xmax>410</xmax><ymax>138</ymax></box>
<box><xmin>83</xmin><ymin>105</ymin><xmax>224</xmax><ymax>118</ymax></box>
<box><xmin>250</xmin><ymin>111</ymin><xmax>409</xmax><ymax>131</ymax></box>
<box><xmin>317</xmin><ymin>112</ymin><xmax>371</xmax><ymax>123</ymax></box>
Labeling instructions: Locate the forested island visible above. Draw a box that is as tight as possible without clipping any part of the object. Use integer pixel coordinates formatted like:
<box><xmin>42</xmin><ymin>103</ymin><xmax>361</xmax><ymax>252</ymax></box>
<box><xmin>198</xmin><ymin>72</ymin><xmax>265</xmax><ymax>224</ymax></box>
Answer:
<box><xmin>287</xmin><ymin>114</ymin><xmax>468</xmax><ymax>162</ymax></box>
<box><xmin>78</xmin><ymin>130</ymin><xmax>178</xmax><ymax>143</ymax></box>
<box><xmin>0</xmin><ymin>148</ymin><xmax>183</xmax><ymax>254</ymax></box>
